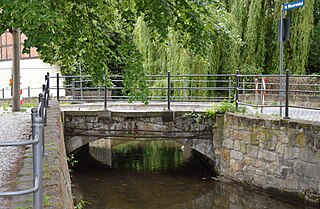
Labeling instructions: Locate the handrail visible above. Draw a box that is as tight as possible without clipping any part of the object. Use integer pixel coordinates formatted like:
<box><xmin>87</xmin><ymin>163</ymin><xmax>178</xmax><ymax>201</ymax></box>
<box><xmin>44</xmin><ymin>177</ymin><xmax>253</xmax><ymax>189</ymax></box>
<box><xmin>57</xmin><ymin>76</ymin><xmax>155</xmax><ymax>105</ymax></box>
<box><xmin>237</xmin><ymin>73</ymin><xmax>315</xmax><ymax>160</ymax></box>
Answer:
<box><xmin>0</xmin><ymin>73</ymin><xmax>50</xmax><ymax>209</ymax></box>
<box><xmin>49</xmin><ymin>70</ymin><xmax>319</xmax><ymax>119</ymax></box>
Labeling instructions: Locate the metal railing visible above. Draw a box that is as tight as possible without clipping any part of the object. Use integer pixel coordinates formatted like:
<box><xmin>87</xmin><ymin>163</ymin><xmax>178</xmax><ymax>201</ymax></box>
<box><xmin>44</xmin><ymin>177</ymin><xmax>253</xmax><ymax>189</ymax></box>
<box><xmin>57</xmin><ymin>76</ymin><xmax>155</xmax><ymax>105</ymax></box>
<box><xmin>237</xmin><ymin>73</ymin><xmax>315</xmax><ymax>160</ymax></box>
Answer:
<box><xmin>50</xmin><ymin>72</ymin><xmax>234</xmax><ymax>109</ymax></box>
<box><xmin>234</xmin><ymin>69</ymin><xmax>320</xmax><ymax>118</ymax></box>
<box><xmin>0</xmin><ymin>74</ymin><xmax>50</xmax><ymax>209</ymax></box>
<box><xmin>48</xmin><ymin>70</ymin><xmax>320</xmax><ymax>118</ymax></box>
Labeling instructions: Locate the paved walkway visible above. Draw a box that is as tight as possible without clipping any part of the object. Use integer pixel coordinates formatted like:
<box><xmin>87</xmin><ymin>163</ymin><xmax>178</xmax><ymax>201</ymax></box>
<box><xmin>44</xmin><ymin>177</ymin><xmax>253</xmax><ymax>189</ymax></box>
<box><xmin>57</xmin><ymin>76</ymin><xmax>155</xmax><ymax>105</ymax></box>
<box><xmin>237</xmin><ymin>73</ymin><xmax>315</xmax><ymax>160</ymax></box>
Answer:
<box><xmin>0</xmin><ymin>112</ymin><xmax>30</xmax><ymax>208</ymax></box>
<box><xmin>246</xmin><ymin>106</ymin><xmax>320</xmax><ymax>122</ymax></box>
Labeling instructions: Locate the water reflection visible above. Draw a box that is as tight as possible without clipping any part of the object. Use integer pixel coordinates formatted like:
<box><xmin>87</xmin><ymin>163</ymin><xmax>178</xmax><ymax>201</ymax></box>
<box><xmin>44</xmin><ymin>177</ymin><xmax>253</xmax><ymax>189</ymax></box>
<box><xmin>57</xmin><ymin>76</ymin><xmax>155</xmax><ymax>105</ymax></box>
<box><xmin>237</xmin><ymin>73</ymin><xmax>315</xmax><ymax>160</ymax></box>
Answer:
<box><xmin>72</xmin><ymin>139</ymin><xmax>317</xmax><ymax>209</ymax></box>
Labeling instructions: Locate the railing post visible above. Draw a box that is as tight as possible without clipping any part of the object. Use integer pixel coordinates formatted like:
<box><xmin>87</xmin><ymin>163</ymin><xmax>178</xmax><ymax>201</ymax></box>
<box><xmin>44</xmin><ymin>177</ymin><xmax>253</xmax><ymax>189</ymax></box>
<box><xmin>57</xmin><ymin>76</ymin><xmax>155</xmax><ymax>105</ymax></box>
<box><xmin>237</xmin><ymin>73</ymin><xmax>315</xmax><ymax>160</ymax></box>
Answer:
<box><xmin>104</xmin><ymin>85</ymin><xmax>107</xmax><ymax>110</ymax></box>
<box><xmin>98</xmin><ymin>86</ymin><xmax>101</xmax><ymax>100</ymax></box>
<box><xmin>28</xmin><ymin>86</ymin><xmax>30</xmax><ymax>98</ymax></box>
<box><xmin>56</xmin><ymin>73</ymin><xmax>60</xmax><ymax>102</ymax></box>
<box><xmin>72</xmin><ymin>79</ymin><xmax>75</xmax><ymax>100</ymax></box>
<box><xmin>42</xmin><ymin>84</ymin><xmax>47</xmax><ymax>108</ymax></box>
<box><xmin>167</xmin><ymin>71</ymin><xmax>171</xmax><ymax>110</ymax></box>
<box><xmin>45</xmin><ymin>72</ymin><xmax>50</xmax><ymax>98</ymax></box>
<box><xmin>183</xmin><ymin>77</ymin><xmax>187</xmax><ymax>100</ymax></box>
<box><xmin>32</xmin><ymin>116</ymin><xmax>43</xmax><ymax>209</ymax></box>
<box><xmin>235</xmin><ymin>70</ymin><xmax>239</xmax><ymax>111</ymax></box>
<box><xmin>46</xmin><ymin>72</ymin><xmax>50</xmax><ymax>106</ymax></box>
<box><xmin>228</xmin><ymin>76</ymin><xmax>232</xmax><ymax>103</ymax></box>
<box><xmin>284</xmin><ymin>69</ymin><xmax>290</xmax><ymax>119</ymax></box>
<box><xmin>39</xmin><ymin>93</ymin><xmax>44</xmax><ymax>119</ymax></box>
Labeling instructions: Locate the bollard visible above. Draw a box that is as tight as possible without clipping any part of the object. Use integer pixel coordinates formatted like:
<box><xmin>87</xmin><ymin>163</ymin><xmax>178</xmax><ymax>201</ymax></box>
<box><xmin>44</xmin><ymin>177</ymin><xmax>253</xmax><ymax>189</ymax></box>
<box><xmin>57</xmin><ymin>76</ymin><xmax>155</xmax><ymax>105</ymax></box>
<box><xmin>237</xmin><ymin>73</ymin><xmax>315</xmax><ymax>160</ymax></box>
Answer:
<box><xmin>167</xmin><ymin>71</ymin><xmax>171</xmax><ymax>110</ymax></box>
<box><xmin>32</xmin><ymin>116</ymin><xmax>43</xmax><ymax>209</ymax></box>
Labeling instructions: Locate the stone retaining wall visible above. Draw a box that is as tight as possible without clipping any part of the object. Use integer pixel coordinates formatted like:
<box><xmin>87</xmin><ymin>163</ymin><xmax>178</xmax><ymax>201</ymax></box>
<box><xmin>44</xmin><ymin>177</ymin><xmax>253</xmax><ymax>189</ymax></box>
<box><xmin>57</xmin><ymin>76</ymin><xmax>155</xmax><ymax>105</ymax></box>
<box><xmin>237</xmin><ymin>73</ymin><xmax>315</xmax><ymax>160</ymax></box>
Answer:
<box><xmin>213</xmin><ymin>113</ymin><xmax>320</xmax><ymax>205</ymax></box>
<box><xmin>43</xmin><ymin>99</ymin><xmax>74</xmax><ymax>208</ymax></box>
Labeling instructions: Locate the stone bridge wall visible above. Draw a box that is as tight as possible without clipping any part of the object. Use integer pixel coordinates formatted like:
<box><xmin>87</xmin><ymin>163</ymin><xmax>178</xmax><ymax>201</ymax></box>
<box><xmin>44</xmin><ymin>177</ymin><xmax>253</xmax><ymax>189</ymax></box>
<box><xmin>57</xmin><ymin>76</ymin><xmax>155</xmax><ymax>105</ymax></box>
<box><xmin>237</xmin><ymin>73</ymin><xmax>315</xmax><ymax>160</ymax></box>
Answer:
<box><xmin>63</xmin><ymin>110</ymin><xmax>215</xmax><ymax>160</ymax></box>
<box><xmin>213</xmin><ymin>113</ymin><xmax>320</xmax><ymax>205</ymax></box>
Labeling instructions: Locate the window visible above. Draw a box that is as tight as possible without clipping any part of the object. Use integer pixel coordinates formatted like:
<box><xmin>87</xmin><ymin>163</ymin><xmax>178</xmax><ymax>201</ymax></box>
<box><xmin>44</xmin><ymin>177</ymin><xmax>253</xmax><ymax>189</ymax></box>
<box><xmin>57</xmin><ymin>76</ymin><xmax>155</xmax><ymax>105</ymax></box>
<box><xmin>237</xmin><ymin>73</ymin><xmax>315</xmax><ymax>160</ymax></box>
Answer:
<box><xmin>0</xmin><ymin>31</ymin><xmax>38</xmax><ymax>61</ymax></box>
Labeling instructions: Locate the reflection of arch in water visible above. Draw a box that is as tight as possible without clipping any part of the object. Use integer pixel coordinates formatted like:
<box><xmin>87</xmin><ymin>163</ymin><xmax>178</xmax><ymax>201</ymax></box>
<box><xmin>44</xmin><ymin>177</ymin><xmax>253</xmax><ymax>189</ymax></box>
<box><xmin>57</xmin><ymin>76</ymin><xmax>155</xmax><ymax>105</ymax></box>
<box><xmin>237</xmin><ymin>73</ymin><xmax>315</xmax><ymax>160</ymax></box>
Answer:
<box><xmin>66</xmin><ymin>135</ymin><xmax>215</xmax><ymax>166</ymax></box>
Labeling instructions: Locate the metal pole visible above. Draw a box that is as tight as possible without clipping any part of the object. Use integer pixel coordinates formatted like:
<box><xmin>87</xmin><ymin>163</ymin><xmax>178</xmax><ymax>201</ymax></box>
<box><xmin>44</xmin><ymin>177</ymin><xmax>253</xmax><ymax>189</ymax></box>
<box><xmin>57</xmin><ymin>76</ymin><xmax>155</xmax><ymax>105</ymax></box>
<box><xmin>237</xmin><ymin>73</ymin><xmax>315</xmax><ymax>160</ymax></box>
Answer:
<box><xmin>279</xmin><ymin>3</ymin><xmax>285</xmax><ymax>117</ymax></box>
<box><xmin>79</xmin><ymin>63</ymin><xmax>83</xmax><ymax>101</ymax></box>
<box><xmin>183</xmin><ymin>77</ymin><xmax>187</xmax><ymax>100</ymax></box>
<box><xmin>56</xmin><ymin>73</ymin><xmax>60</xmax><ymax>101</ymax></box>
<box><xmin>2</xmin><ymin>88</ymin><xmax>4</xmax><ymax>99</ymax></box>
<box><xmin>32</xmin><ymin>116</ymin><xmax>43</xmax><ymax>209</ymax></box>
<box><xmin>228</xmin><ymin>77</ymin><xmax>231</xmax><ymax>103</ymax></box>
<box><xmin>39</xmin><ymin>93</ymin><xmax>44</xmax><ymax>119</ymax></box>
<box><xmin>31</xmin><ymin>108</ymin><xmax>38</xmax><ymax>125</ymax></box>
<box><xmin>72</xmin><ymin>79</ymin><xmax>75</xmax><ymax>100</ymax></box>
<box><xmin>28</xmin><ymin>86</ymin><xmax>30</xmax><ymax>98</ymax></box>
<box><xmin>284</xmin><ymin>69</ymin><xmax>290</xmax><ymax>119</ymax></box>
<box><xmin>167</xmin><ymin>71</ymin><xmax>171</xmax><ymax>110</ymax></box>
<box><xmin>104</xmin><ymin>85</ymin><xmax>107</xmax><ymax>110</ymax></box>
<box><xmin>235</xmin><ymin>70</ymin><xmax>239</xmax><ymax>111</ymax></box>
<box><xmin>46</xmin><ymin>72</ymin><xmax>50</xmax><ymax>98</ymax></box>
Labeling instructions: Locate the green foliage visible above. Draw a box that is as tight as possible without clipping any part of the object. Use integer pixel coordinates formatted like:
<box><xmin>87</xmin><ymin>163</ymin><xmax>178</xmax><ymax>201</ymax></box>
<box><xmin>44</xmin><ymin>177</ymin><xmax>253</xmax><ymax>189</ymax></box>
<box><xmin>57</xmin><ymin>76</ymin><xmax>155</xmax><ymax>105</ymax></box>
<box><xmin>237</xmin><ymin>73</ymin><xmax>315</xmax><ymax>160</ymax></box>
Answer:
<box><xmin>74</xmin><ymin>198</ymin><xmax>91</xmax><ymax>209</ymax></box>
<box><xmin>67</xmin><ymin>154</ymin><xmax>78</xmax><ymax>169</ymax></box>
<box><xmin>308</xmin><ymin>23</ymin><xmax>320</xmax><ymax>74</ymax></box>
<box><xmin>205</xmin><ymin>101</ymin><xmax>237</xmax><ymax>117</ymax></box>
<box><xmin>182</xmin><ymin>112</ymin><xmax>208</xmax><ymax>124</ymax></box>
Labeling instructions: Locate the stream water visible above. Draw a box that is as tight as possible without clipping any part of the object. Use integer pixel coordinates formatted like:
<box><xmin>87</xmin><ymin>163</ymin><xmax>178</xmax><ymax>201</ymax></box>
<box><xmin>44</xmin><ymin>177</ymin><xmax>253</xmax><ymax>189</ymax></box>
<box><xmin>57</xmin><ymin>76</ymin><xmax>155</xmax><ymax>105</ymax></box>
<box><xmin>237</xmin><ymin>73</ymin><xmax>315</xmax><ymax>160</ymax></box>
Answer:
<box><xmin>71</xmin><ymin>138</ymin><xmax>317</xmax><ymax>209</ymax></box>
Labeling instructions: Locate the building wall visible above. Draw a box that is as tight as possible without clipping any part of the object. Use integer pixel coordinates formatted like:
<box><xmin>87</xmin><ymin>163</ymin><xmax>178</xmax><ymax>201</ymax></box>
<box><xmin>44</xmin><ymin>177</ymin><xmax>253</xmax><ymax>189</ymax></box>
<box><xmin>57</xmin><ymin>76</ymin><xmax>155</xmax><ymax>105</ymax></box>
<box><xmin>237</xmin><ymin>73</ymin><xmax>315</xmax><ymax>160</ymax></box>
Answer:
<box><xmin>0</xmin><ymin>31</ymin><xmax>38</xmax><ymax>61</ymax></box>
<box><xmin>0</xmin><ymin>59</ymin><xmax>63</xmax><ymax>98</ymax></box>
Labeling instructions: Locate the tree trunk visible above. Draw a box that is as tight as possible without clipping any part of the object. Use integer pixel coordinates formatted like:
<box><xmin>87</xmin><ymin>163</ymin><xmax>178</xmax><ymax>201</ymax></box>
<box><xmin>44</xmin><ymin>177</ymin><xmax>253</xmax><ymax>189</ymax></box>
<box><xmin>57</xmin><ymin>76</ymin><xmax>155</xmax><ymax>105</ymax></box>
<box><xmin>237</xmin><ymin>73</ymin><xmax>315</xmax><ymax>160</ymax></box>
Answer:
<box><xmin>11</xmin><ymin>28</ymin><xmax>21</xmax><ymax>112</ymax></box>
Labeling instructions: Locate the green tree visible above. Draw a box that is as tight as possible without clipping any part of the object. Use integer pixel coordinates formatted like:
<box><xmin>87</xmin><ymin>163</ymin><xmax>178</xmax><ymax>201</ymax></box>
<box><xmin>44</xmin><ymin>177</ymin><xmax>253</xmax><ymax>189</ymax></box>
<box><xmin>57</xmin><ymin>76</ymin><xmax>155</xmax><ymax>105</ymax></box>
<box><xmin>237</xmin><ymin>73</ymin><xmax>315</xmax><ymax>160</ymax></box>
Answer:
<box><xmin>0</xmin><ymin>0</ymin><xmax>239</xmax><ymax>102</ymax></box>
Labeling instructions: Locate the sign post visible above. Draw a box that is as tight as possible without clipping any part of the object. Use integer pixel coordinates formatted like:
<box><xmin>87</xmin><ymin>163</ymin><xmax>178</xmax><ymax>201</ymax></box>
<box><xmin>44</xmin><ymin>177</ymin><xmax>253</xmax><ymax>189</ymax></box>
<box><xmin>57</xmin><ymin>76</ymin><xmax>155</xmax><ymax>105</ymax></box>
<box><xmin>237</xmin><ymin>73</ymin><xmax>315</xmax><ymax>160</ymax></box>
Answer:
<box><xmin>278</xmin><ymin>0</ymin><xmax>304</xmax><ymax>117</ymax></box>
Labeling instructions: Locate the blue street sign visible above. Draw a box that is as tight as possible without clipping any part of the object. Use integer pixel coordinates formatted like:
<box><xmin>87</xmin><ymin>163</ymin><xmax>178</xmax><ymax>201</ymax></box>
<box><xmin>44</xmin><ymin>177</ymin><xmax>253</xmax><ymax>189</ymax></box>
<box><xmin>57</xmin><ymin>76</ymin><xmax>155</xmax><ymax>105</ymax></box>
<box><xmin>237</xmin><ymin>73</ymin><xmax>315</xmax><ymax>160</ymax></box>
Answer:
<box><xmin>283</xmin><ymin>0</ymin><xmax>305</xmax><ymax>11</ymax></box>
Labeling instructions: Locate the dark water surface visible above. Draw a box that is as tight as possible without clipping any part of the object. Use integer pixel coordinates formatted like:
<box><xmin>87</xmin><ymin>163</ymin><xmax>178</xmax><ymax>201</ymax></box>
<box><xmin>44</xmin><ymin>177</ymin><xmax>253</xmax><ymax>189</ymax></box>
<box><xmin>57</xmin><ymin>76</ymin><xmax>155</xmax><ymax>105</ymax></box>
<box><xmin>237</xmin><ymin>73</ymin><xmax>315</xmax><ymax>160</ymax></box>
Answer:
<box><xmin>72</xmin><ymin>139</ymin><xmax>316</xmax><ymax>209</ymax></box>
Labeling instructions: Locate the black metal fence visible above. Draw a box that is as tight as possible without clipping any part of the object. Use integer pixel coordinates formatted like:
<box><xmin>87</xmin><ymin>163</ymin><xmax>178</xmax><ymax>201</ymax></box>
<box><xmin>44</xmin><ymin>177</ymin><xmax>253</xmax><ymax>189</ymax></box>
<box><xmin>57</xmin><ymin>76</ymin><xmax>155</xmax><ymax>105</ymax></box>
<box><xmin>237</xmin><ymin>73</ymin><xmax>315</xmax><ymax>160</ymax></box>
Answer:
<box><xmin>47</xmin><ymin>70</ymin><xmax>320</xmax><ymax>118</ymax></box>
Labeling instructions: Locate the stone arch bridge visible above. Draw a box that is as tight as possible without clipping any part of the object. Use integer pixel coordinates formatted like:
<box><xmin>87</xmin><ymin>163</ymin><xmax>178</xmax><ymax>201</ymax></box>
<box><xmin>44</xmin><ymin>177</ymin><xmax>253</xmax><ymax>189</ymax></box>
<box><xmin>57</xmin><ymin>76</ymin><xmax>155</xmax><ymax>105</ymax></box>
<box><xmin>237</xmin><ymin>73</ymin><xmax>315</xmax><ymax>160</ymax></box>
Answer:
<box><xmin>63</xmin><ymin>110</ymin><xmax>215</xmax><ymax>160</ymax></box>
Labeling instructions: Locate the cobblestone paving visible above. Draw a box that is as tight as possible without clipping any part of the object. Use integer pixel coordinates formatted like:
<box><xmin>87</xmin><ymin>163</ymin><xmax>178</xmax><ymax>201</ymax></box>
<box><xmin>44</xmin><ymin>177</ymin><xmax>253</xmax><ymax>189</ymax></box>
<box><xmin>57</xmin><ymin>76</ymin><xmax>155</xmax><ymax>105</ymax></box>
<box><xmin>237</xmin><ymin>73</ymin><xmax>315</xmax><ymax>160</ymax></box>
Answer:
<box><xmin>0</xmin><ymin>112</ymin><xmax>30</xmax><ymax>208</ymax></box>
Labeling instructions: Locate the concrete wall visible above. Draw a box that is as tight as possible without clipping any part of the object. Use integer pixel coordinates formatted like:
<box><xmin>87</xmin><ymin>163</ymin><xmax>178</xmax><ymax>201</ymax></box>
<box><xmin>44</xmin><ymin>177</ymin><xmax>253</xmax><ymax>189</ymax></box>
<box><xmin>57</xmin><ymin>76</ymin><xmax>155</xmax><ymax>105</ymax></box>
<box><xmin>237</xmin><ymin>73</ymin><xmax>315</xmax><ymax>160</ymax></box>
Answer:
<box><xmin>213</xmin><ymin>113</ymin><xmax>320</xmax><ymax>205</ymax></box>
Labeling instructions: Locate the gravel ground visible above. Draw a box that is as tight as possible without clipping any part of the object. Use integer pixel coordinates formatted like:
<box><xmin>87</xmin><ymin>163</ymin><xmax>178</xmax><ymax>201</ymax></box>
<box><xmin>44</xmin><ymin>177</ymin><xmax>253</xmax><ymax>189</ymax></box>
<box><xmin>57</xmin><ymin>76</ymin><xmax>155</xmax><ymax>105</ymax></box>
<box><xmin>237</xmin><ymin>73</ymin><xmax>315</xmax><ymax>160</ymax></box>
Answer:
<box><xmin>0</xmin><ymin>112</ymin><xmax>31</xmax><ymax>207</ymax></box>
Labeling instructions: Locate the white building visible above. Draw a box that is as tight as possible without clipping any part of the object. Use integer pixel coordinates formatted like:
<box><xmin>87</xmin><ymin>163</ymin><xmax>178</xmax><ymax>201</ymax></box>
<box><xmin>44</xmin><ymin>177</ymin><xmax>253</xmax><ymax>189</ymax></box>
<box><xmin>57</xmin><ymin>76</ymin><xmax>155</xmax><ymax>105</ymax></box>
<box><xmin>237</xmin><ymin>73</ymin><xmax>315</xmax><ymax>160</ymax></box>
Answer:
<box><xmin>0</xmin><ymin>31</ymin><xmax>64</xmax><ymax>99</ymax></box>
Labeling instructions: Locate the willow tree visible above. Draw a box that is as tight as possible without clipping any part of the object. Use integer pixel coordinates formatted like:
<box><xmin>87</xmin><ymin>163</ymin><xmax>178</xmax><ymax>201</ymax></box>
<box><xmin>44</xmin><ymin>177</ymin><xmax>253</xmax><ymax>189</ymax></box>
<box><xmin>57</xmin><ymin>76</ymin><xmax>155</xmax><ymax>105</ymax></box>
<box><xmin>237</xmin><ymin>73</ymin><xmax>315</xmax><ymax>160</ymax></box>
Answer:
<box><xmin>285</xmin><ymin>0</ymin><xmax>314</xmax><ymax>74</ymax></box>
<box><xmin>242</xmin><ymin>0</ymin><xmax>266</xmax><ymax>73</ymax></box>
<box><xmin>308</xmin><ymin>0</ymin><xmax>320</xmax><ymax>74</ymax></box>
<box><xmin>133</xmin><ymin>1</ymin><xmax>241</xmax><ymax>99</ymax></box>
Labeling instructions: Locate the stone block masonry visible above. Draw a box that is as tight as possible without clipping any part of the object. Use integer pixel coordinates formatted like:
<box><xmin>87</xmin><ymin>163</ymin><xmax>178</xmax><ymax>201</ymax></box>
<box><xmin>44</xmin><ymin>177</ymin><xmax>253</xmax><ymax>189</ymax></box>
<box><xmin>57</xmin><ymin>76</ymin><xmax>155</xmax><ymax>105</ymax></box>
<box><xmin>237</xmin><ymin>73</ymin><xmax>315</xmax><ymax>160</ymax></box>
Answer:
<box><xmin>213</xmin><ymin>113</ymin><xmax>320</xmax><ymax>205</ymax></box>
<box><xmin>12</xmin><ymin>99</ymin><xmax>74</xmax><ymax>208</ymax></box>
